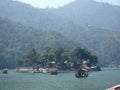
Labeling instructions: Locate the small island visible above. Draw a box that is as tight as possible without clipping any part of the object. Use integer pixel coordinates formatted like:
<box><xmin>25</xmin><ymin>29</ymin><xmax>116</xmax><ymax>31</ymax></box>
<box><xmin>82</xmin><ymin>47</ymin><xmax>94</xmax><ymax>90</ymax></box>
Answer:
<box><xmin>15</xmin><ymin>47</ymin><xmax>101</xmax><ymax>75</ymax></box>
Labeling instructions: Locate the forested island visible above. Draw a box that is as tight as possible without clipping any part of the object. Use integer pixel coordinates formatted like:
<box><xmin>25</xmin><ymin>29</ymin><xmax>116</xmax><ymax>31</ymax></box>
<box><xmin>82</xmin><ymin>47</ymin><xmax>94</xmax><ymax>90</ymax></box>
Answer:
<box><xmin>16</xmin><ymin>47</ymin><xmax>99</xmax><ymax>71</ymax></box>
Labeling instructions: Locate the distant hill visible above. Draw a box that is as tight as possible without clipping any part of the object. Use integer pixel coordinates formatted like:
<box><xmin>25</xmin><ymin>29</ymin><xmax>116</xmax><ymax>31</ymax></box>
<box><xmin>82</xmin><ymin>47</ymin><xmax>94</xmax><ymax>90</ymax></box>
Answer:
<box><xmin>50</xmin><ymin>0</ymin><xmax>120</xmax><ymax>31</ymax></box>
<box><xmin>0</xmin><ymin>0</ymin><xmax>66</xmax><ymax>30</ymax></box>
<box><xmin>0</xmin><ymin>0</ymin><xmax>120</xmax><ymax>30</ymax></box>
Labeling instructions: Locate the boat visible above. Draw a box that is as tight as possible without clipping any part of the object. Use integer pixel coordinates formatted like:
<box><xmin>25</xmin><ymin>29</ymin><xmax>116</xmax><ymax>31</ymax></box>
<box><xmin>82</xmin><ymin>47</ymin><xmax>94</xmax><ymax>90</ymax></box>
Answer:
<box><xmin>106</xmin><ymin>85</ymin><xmax>120</xmax><ymax>90</ymax></box>
<box><xmin>75</xmin><ymin>68</ymin><xmax>88</xmax><ymax>78</ymax></box>
<box><xmin>2</xmin><ymin>68</ymin><xmax>8</xmax><ymax>74</ymax></box>
<box><xmin>50</xmin><ymin>71</ymin><xmax>58</xmax><ymax>75</ymax></box>
<box><xmin>90</xmin><ymin>66</ymin><xmax>101</xmax><ymax>71</ymax></box>
<box><xmin>48</xmin><ymin>68</ymin><xmax>58</xmax><ymax>75</ymax></box>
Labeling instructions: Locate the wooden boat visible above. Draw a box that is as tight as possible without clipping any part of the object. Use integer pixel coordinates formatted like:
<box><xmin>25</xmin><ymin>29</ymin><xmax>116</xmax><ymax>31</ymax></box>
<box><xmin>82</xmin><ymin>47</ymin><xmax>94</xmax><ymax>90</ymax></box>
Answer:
<box><xmin>90</xmin><ymin>66</ymin><xmax>101</xmax><ymax>71</ymax></box>
<box><xmin>50</xmin><ymin>71</ymin><xmax>58</xmax><ymax>75</ymax></box>
<box><xmin>48</xmin><ymin>68</ymin><xmax>58</xmax><ymax>75</ymax></box>
<box><xmin>75</xmin><ymin>68</ymin><xmax>88</xmax><ymax>78</ymax></box>
<box><xmin>106</xmin><ymin>85</ymin><xmax>120</xmax><ymax>90</ymax></box>
<box><xmin>2</xmin><ymin>68</ymin><xmax>8</xmax><ymax>74</ymax></box>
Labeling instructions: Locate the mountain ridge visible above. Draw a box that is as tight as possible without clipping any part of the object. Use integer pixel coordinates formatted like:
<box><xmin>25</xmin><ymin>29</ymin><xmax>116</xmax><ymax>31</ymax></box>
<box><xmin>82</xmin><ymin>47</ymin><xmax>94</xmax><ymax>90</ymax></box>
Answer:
<box><xmin>47</xmin><ymin>0</ymin><xmax>120</xmax><ymax>31</ymax></box>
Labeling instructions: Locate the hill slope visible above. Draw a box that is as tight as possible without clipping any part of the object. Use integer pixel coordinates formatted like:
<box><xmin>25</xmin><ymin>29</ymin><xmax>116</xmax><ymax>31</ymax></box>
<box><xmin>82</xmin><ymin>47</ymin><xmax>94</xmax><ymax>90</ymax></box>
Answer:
<box><xmin>0</xmin><ymin>0</ymin><xmax>66</xmax><ymax>30</ymax></box>
<box><xmin>0</xmin><ymin>17</ymin><xmax>78</xmax><ymax>68</ymax></box>
<box><xmin>50</xmin><ymin>0</ymin><xmax>120</xmax><ymax>31</ymax></box>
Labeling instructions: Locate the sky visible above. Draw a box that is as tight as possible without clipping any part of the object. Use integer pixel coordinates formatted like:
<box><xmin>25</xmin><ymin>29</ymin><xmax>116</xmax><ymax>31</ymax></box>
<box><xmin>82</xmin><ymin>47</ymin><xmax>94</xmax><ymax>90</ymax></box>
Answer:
<box><xmin>13</xmin><ymin>0</ymin><xmax>75</xmax><ymax>8</ymax></box>
<box><xmin>13</xmin><ymin>0</ymin><xmax>120</xmax><ymax>8</ymax></box>
<box><xmin>95</xmin><ymin>0</ymin><xmax>120</xmax><ymax>6</ymax></box>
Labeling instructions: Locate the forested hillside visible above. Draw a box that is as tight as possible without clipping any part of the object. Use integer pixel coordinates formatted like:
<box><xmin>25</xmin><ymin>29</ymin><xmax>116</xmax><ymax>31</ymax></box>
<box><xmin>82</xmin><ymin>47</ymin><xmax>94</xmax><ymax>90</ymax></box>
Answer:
<box><xmin>52</xmin><ymin>22</ymin><xmax>120</xmax><ymax>66</ymax></box>
<box><xmin>0</xmin><ymin>0</ymin><xmax>120</xmax><ymax>68</ymax></box>
<box><xmin>0</xmin><ymin>17</ymin><xmax>78</xmax><ymax>69</ymax></box>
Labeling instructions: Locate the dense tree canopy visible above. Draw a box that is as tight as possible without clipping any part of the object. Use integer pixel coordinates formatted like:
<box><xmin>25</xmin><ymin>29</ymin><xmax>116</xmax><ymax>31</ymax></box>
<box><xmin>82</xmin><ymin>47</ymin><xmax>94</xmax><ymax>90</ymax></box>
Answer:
<box><xmin>16</xmin><ymin>48</ymin><xmax>38</xmax><ymax>67</ymax></box>
<box><xmin>16</xmin><ymin>47</ymin><xmax>98</xmax><ymax>69</ymax></box>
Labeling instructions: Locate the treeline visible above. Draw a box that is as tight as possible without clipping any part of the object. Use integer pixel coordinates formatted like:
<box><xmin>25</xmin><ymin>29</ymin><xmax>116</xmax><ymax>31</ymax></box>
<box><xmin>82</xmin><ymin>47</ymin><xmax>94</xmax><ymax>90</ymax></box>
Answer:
<box><xmin>16</xmin><ymin>47</ymin><xmax>98</xmax><ymax>70</ymax></box>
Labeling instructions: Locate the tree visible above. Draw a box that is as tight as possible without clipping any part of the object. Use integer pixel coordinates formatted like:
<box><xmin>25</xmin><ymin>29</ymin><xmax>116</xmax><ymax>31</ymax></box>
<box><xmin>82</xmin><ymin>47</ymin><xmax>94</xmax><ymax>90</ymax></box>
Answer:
<box><xmin>71</xmin><ymin>47</ymin><xmax>98</xmax><ymax>68</ymax></box>
<box><xmin>37</xmin><ymin>47</ymin><xmax>56</xmax><ymax>67</ymax></box>
<box><xmin>55</xmin><ymin>48</ymin><xmax>70</xmax><ymax>69</ymax></box>
<box><xmin>90</xmin><ymin>55</ymin><xmax>98</xmax><ymax>65</ymax></box>
<box><xmin>16</xmin><ymin>48</ymin><xmax>38</xmax><ymax>67</ymax></box>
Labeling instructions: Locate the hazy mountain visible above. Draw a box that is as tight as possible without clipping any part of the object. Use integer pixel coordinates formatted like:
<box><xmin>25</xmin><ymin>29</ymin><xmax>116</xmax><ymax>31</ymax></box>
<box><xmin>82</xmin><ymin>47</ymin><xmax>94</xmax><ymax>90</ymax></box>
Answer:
<box><xmin>50</xmin><ymin>0</ymin><xmax>120</xmax><ymax>31</ymax></box>
<box><xmin>0</xmin><ymin>0</ymin><xmax>66</xmax><ymax>30</ymax></box>
<box><xmin>0</xmin><ymin>0</ymin><xmax>120</xmax><ymax>31</ymax></box>
<box><xmin>0</xmin><ymin>0</ymin><xmax>120</xmax><ymax>67</ymax></box>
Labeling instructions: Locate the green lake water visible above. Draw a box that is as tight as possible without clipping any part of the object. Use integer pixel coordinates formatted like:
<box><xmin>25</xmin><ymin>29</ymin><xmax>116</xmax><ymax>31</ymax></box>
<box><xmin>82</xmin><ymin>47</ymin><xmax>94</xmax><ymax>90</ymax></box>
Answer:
<box><xmin>0</xmin><ymin>68</ymin><xmax>120</xmax><ymax>90</ymax></box>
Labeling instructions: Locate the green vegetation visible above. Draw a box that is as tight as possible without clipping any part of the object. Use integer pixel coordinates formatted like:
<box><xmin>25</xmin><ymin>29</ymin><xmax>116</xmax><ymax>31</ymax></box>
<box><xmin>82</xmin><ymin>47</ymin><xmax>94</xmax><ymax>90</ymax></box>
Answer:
<box><xmin>0</xmin><ymin>17</ymin><xmax>78</xmax><ymax>69</ymax></box>
<box><xmin>16</xmin><ymin>47</ymin><xmax>98</xmax><ymax>70</ymax></box>
<box><xmin>16</xmin><ymin>48</ymin><xmax>38</xmax><ymax>67</ymax></box>
<box><xmin>0</xmin><ymin>0</ymin><xmax>120</xmax><ymax>69</ymax></box>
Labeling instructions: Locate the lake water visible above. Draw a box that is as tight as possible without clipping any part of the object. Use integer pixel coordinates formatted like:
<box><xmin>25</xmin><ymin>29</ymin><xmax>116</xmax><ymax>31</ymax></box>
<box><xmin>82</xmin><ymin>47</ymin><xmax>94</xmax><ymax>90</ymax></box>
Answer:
<box><xmin>0</xmin><ymin>68</ymin><xmax>120</xmax><ymax>90</ymax></box>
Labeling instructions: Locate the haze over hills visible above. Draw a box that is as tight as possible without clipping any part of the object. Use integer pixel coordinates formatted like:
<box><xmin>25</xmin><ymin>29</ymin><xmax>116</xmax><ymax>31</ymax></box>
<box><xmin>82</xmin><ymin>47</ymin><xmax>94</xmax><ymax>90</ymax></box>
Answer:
<box><xmin>0</xmin><ymin>0</ymin><xmax>120</xmax><ymax>31</ymax></box>
<box><xmin>0</xmin><ymin>0</ymin><xmax>120</xmax><ymax>68</ymax></box>
<box><xmin>50</xmin><ymin>0</ymin><xmax>120</xmax><ymax>31</ymax></box>
<box><xmin>0</xmin><ymin>0</ymin><xmax>65</xmax><ymax>30</ymax></box>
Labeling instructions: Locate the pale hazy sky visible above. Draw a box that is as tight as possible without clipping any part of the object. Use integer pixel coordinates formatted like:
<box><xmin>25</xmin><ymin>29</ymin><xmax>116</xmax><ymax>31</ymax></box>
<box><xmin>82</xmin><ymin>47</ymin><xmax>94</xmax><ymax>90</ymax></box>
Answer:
<box><xmin>13</xmin><ymin>0</ymin><xmax>120</xmax><ymax>8</ymax></box>
<box><xmin>95</xmin><ymin>0</ymin><xmax>120</xmax><ymax>5</ymax></box>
